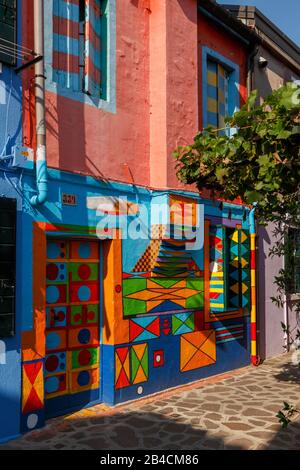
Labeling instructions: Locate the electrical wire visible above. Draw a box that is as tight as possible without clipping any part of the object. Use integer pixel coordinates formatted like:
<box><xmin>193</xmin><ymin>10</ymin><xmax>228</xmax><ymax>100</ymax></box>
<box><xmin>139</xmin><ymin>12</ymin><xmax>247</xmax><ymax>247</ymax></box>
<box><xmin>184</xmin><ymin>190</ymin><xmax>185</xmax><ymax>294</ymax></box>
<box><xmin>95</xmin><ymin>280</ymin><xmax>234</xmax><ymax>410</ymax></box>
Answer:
<box><xmin>0</xmin><ymin>37</ymin><xmax>35</xmax><ymax>54</ymax></box>
<box><xmin>0</xmin><ymin>46</ymin><xmax>32</xmax><ymax>60</ymax></box>
<box><xmin>0</xmin><ymin>42</ymin><xmax>33</xmax><ymax>56</ymax></box>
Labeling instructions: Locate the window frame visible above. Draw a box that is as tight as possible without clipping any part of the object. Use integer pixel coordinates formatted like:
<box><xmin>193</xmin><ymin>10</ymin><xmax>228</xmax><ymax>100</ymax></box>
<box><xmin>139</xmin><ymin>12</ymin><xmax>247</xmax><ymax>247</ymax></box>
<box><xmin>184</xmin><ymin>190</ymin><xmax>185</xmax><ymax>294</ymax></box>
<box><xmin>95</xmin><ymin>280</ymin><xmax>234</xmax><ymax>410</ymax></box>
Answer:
<box><xmin>44</xmin><ymin>0</ymin><xmax>116</xmax><ymax>113</ymax></box>
<box><xmin>202</xmin><ymin>46</ymin><xmax>240</xmax><ymax>133</ymax></box>
<box><xmin>0</xmin><ymin>0</ymin><xmax>17</xmax><ymax>66</ymax></box>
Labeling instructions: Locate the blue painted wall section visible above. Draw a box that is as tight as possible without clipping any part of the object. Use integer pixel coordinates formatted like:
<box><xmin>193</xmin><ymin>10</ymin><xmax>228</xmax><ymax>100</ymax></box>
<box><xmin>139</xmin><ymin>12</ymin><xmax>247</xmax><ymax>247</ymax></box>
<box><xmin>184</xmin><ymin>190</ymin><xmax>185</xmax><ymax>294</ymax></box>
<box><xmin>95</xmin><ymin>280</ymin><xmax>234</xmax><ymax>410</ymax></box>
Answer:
<box><xmin>11</xmin><ymin>168</ymin><xmax>250</xmax><ymax>434</ymax></box>
<box><xmin>0</xmin><ymin>0</ymin><xmax>23</xmax><ymax>443</ymax></box>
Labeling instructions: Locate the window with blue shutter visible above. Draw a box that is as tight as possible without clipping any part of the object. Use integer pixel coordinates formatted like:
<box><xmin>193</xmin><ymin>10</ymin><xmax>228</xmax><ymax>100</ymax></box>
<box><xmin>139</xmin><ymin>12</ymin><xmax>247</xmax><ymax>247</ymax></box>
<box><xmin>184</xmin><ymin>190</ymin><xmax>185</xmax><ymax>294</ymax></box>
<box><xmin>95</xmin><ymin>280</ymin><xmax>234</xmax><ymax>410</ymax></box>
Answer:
<box><xmin>0</xmin><ymin>0</ymin><xmax>17</xmax><ymax>66</ymax></box>
<box><xmin>209</xmin><ymin>224</ymin><xmax>250</xmax><ymax>313</ymax></box>
<box><xmin>0</xmin><ymin>197</ymin><xmax>16</xmax><ymax>338</ymax></box>
<box><xmin>206</xmin><ymin>59</ymin><xmax>229</xmax><ymax>134</ymax></box>
<box><xmin>203</xmin><ymin>47</ymin><xmax>240</xmax><ymax>135</ymax></box>
<box><xmin>53</xmin><ymin>0</ymin><xmax>102</xmax><ymax>98</ymax></box>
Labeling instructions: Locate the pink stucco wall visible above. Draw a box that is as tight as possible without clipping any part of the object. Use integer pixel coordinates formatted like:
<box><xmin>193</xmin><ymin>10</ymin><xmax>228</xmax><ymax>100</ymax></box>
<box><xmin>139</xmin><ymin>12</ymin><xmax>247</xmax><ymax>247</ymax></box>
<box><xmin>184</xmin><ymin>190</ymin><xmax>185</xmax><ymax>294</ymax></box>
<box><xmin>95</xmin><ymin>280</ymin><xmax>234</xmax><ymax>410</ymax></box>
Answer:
<box><xmin>45</xmin><ymin>1</ymin><xmax>151</xmax><ymax>186</ymax></box>
<box><xmin>23</xmin><ymin>0</ymin><xmax>247</xmax><ymax>192</ymax></box>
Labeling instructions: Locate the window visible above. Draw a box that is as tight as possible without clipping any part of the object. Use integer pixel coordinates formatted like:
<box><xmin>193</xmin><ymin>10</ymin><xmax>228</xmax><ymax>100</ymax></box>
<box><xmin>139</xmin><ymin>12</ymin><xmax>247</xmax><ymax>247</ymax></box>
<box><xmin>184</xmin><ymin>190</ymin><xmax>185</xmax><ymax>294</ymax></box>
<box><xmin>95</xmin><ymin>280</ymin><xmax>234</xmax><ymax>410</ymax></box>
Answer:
<box><xmin>202</xmin><ymin>47</ymin><xmax>240</xmax><ymax>134</ymax></box>
<box><xmin>0</xmin><ymin>0</ymin><xmax>17</xmax><ymax>65</ymax></box>
<box><xmin>289</xmin><ymin>229</ymin><xmax>300</xmax><ymax>294</ymax></box>
<box><xmin>207</xmin><ymin>60</ymin><xmax>229</xmax><ymax>131</ymax></box>
<box><xmin>209</xmin><ymin>225</ymin><xmax>250</xmax><ymax>313</ymax></box>
<box><xmin>53</xmin><ymin>0</ymin><xmax>102</xmax><ymax>98</ymax></box>
<box><xmin>0</xmin><ymin>197</ymin><xmax>16</xmax><ymax>338</ymax></box>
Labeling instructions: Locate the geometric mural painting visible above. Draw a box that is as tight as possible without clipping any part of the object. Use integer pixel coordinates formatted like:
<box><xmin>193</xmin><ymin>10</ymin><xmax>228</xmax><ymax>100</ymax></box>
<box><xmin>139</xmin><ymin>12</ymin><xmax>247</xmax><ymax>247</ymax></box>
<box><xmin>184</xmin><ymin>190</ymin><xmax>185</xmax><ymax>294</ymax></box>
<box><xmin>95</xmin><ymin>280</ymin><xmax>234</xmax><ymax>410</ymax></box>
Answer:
<box><xmin>209</xmin><ymin>225</ymin><xmax>251</xmax><ymax>314</ymax></box>
<box><xmin>22</xmin><ymin>361</ymin><xmax>44</xmax><ymax>414</ymax></box>
<box><xmin>115</xmin><ymin>347</ymin><xmax>130</xmax><ymax>390</ymax></box>
<box><xmin>228</xmin><ymin>228</ymin><xmax>251</xmax><ymax>311</ymax></box>
<box><xmin>115</xmin><ymin>343</ymin><xmax>149</xmax><ymax>388</ymax></box>
<box><xmin>215</xmin><ymin>322</ymin><xmax>244</xmax><ymax>344</ymax></box>
<box><xmin>131</xmin><ymin>343</ymin><xmax>148</xmax><ymax>385</ymax></box>
<box><xmin>133</xmin><ymin>225</ymin><xmax>202</xmax><ymax>278</ymax></box>
<box><xmin>123</xmin><ymin>278</ymin><xmax>204</xmax><ymax>316</ymax></box>
<box><xmin>209</xmin><ymin>225</ymin><xmax>227</xmax><ymax>312</ymax></box>
<box><xmin>172</xmin><ymin>312</ymin><xmax>195</xmax><ymax>335</ymax></box>
<box><xmin>129</xmin><ymin>316</ymin><xmax>160</xmax><ymax>342</ymax></box>
<box><xmin>44</xmin><ymin>239</ymin><xmax>100</xmax><ymax>409</ymax></box>
<box><xmin>180</xmin><ymin>330</ymin><xmax>216</xmax><ymax>372</ymax></box>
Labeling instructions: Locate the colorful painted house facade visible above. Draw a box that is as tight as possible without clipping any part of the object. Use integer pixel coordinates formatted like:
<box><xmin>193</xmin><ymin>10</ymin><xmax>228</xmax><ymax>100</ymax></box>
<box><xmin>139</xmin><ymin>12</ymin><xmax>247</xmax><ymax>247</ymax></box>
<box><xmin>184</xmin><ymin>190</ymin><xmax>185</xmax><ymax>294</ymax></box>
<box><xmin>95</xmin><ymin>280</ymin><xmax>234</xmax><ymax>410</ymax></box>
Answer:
<box><xmin>0</xmin><ymin>0</ymin><xmax>259</xmax><ymax>442</ymax></box>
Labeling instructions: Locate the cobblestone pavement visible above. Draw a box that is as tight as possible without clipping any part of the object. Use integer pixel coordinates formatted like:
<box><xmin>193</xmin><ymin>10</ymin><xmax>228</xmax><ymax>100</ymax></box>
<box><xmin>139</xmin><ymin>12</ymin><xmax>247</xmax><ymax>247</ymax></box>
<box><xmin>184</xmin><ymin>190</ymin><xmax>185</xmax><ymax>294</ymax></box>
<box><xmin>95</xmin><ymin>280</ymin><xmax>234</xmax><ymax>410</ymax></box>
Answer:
<box><xmin>1</xmin><ymin>353</ymin><xmax>300</xmax><ymax>450</ymax></box>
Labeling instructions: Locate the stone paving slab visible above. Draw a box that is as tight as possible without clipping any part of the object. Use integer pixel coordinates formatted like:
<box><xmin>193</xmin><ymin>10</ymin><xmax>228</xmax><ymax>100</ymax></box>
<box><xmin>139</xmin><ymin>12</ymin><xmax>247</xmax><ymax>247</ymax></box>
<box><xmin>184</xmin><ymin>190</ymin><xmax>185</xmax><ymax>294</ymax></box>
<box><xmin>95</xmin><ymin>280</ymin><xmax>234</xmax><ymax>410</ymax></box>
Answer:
<box><xmin>1</xmin><ymin>353</ymin><xmax>300</xmax><ymax>450</ymax></box>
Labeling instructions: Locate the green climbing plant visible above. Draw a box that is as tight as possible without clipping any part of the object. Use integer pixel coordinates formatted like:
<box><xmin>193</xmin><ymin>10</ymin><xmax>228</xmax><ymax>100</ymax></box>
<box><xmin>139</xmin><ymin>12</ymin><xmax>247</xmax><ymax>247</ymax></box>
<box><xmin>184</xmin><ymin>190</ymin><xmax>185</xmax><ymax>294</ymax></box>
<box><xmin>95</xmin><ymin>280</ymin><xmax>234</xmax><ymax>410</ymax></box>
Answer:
<box><xmin>174</xmin><ymin>82</ymin><xmax>300</xmax><ymax>426</ymax></box>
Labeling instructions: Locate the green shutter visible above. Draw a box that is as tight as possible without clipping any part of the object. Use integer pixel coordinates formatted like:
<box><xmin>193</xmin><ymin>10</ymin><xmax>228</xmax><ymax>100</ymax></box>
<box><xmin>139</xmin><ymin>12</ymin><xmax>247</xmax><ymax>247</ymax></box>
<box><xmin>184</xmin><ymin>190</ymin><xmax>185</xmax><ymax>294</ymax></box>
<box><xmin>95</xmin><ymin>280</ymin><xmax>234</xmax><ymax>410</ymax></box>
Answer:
<box><xmin>0</xmin><ymin>0</ymin><xmax>17</xmax><ymax>65</ymax></box>
<box><xmin>294</xmin><ymin>230</ymin><xmax>300</xmax><ymax>293</ymax></box>
<box><xmin>0</xmin><ymin>197</ymin><xmax>16</xmax><ymax>338</ymax></box>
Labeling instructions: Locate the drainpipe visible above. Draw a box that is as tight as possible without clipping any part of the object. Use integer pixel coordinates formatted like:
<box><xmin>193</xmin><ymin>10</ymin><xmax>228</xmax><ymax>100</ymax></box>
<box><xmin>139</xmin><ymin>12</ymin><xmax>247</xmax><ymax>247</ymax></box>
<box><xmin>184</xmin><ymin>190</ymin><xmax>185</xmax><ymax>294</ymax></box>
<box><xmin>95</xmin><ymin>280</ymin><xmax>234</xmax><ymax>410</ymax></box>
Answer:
<box><xmin>249</xmin><ymin>202</ymin><xmax>259</xmax><ymax>365</ymax></box>
<box><xmin>31</xmin><ymin>0</ymin><xmax>47</xmax><ymax>206</ymax></box>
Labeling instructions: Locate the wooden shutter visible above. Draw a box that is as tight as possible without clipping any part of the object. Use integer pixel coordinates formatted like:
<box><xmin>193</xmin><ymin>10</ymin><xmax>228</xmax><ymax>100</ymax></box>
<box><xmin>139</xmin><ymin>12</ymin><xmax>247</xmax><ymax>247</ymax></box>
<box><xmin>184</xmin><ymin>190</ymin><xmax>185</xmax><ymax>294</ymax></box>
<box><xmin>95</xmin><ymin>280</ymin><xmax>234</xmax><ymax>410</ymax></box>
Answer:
<box><xmin>227</xmin><ymin>228</ymin><xmax>250</xmax><ymax>311</ymax></box>
<box><xmin>52</xmin><ymin>0</ymin><xmax>80</xmax><ymax>91</ymax></box>
<box><xmin>84</xmin><ymin>0</ymin><xmax>101</xmax><ymax>97</ymax></box>
<box><xmin>218</xmin><ymin>63</ymin><xmax>229</xmax><ymax>132</ymax></box>
<box><xmin>209</xmin><ymin>225</ymin><xmax>251</xmax><ymax>313</ymax></box>
<box><xmin>0</xmin><ymin>0</ymin><xmax>17</xmax><ymax>65</ymax></box>
<box><xmin>209</xmin><ymin>225</ymin><xmax>228</xmax><ymax>312</ymax></box>
<box><xmin>0</xmin><ymin>197</ymin><xmax>16</xmax><ymax>338</ymax></box>
<box><xmin>290</xmin><ymin>229</ymin><xmax>300</xmax><ymax>293</ymax></box>
<box><xmin>207</xmin><ymin>60</ymin><xmax>218</xmax><ymax>128</ymax></box>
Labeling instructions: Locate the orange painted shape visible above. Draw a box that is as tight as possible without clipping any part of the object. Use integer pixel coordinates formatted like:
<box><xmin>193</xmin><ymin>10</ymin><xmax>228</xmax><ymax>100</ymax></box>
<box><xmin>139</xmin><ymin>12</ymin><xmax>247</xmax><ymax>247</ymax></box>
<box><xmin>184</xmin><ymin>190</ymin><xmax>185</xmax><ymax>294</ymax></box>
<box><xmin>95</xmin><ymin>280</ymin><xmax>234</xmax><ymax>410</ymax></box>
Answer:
<box><xmin>22</xmin><ymin>222</ymin><xmax>47</xmax><ymax>361</ymax></box>
<box><xmin>102</xmin><ymin>233</ymin><xmax>129</xmax><ymax>346</ymax></box>
<box><xmin>180</xmin><ymin>330</ymin><xmax>216</xmax><ymax>372</ymax></box>
<box><xmin>22</xmin><ymin>361</ymin><xmax>44</xmax><ymax>413</ymax></box>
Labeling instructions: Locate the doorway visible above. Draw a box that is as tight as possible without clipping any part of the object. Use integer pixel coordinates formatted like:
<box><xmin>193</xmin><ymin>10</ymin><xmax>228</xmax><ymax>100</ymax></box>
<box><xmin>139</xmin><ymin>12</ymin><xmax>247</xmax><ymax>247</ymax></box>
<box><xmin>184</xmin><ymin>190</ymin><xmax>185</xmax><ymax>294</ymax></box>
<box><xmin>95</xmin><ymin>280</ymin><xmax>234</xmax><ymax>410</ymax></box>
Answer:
<box><xmin>44</xmin><ymin>238</ymin><xmax>101</xmax><ymax>418</ymax></box>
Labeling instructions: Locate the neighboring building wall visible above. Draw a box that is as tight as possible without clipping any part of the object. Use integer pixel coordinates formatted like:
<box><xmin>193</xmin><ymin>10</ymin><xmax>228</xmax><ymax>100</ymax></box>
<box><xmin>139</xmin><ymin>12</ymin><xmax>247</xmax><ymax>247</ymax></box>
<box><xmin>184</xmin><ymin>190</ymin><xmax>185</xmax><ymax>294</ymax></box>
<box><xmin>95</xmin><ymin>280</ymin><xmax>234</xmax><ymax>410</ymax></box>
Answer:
<box><xmin>254</xmin><ymin>44</ymin><xmax>299</xmax><ymax>103</ymax></box>
<box><xmin>224</xmin><ymin>4</ymin><xmax>300</xmax><ymax>360</ymax></box>
<box><xmin>257</xmin><ymin>223</ymin><xmax>286</xmax><ymax>359</ymax></box>
<box><xmin>0</xmin><ymin>1</ymin><xmax>23</xmax><ymax>443</ymax></box>
<box><xmin>253</xmin><ymin>31</ymin><xmax>300</xmax><ymax>361</ymax></box>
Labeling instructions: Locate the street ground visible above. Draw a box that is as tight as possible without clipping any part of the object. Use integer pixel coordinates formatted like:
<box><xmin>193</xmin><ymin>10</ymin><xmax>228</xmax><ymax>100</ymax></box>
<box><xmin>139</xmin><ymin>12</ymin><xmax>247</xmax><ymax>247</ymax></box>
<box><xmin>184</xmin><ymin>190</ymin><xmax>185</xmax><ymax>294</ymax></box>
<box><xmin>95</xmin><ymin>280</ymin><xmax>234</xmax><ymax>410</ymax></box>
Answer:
<box><xmin>1</xmin><ymin>353</ymin><xmax>300</xmax><ymax>450</ymax></box>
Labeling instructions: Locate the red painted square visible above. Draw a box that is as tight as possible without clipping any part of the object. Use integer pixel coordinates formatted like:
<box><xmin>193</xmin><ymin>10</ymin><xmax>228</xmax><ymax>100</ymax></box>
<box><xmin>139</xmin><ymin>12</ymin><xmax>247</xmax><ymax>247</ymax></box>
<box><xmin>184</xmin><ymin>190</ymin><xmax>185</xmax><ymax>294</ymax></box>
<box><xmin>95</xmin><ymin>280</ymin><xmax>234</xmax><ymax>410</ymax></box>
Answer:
<box><xmin>153</xmin><ymin>350</ymin><xmax>164</xmax><ymax>368</ymax></box>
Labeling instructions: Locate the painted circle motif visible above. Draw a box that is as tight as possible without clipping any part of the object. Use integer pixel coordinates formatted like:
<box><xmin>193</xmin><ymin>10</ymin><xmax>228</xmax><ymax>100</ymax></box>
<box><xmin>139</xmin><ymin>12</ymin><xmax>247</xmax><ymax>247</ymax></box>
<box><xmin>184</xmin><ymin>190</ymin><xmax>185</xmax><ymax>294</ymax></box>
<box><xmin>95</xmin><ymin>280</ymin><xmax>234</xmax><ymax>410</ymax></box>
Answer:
<box><xmin>78</xmin><ymin>264</ymin><xmax>91</xmax><ymax>280</ymax></box>
<box><xmin>27</xmin><ymin>414</ymin><xmax>38</xmax><ymax>430</ymax></box>
<box><xmin>78</xmin><ymin>285</ymin><xmax>91</xmax><ymax>302</ymax></box>
<box><xmin>57</xmin><ymin>310</ymin><xmax>65</xmax><ymax>322</ymax></box>
<box><xmin>46</xmin><ymin>263</ymin><xmax>59</xmax><ymax>281</ymax></box>
<box><xmin>46</xmin><ymin>332</ymin><xmax>62</xmax><ymax>350</ymax></box>
<box><xmin>47</xmin><ymin>242</ymin><xmax>60</xmax><ymax>259</ymax></box>
<box><xmin>45</xmin><ymin>376</ymin><xmax>60</xmax><ymax>394</ymax></box>
<box><xmin>78</xmin><ymin>328</ymin><xmax>91</xmax><ymax>345</ymax></box>
<box><xmin>155</xmin><ymin>355</ymin><xmax>161</xmax><ymax>364</ymax></box>
<box><xmin>78</xmin><ymin>349</ymin><xmax>91</xmax><ymax>366</ymax></box>
<box><xmin>79</xmin><ymin>242</ymin><xmax>91</xmax><ymax>259</ymax></box>
<box><xmin>74</xmin><ymin>313</ymin><xmax>81</xmax><ymax>323</ymax></box>
<box><xmin>77</xmin><ymin>370</ymin><xmax>90</xmax><ymax>387</ymax></box>
<box><xmin>46</xmin><ymin>285</ymin><xmax>60</xmax><ymax>304</ymax></box>
<box><xmin>115</xmin><ymin>284</ymin><xmax>122</xmax><ymax>293</ymax></box>
<box><xmin>45</xmin><ymin>355</ymin><xmax>59</xmax><ymax>373</ymax></box>
<box><xmin>88</xmin><ymin>310</ymin><xmax>95</xmax><ymax>321</ymax></box>
<box><xmin>137</xmin><ymin>386</ymin><xmax>143</xmax><ymax>395</ymax></box>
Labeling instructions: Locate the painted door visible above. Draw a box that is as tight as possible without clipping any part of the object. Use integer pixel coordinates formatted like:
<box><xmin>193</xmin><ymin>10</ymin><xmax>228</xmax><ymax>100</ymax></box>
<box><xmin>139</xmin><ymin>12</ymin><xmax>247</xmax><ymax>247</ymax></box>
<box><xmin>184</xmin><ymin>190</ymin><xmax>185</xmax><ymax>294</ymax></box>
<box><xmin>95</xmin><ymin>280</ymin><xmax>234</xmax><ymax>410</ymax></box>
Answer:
<box><xmin>45</xmin><ymin>239</ymin><xmax>101</xmax><ymax>417</ymax></box>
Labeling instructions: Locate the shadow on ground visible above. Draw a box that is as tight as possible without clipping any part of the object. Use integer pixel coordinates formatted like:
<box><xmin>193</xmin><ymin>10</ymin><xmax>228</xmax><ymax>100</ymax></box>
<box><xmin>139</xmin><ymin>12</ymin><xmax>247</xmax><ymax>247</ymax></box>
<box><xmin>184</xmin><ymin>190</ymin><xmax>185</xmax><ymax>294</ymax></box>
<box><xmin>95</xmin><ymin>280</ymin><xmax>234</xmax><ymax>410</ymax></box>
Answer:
<box><xmin>1</xmin><ymin>409</ymin><xmax>300</xmax><ymax>450</ymax></box>
<box><xmin>273</xmin><ymin>360</ymin><xmax>300</xmax><ymax>384</ymax></box>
